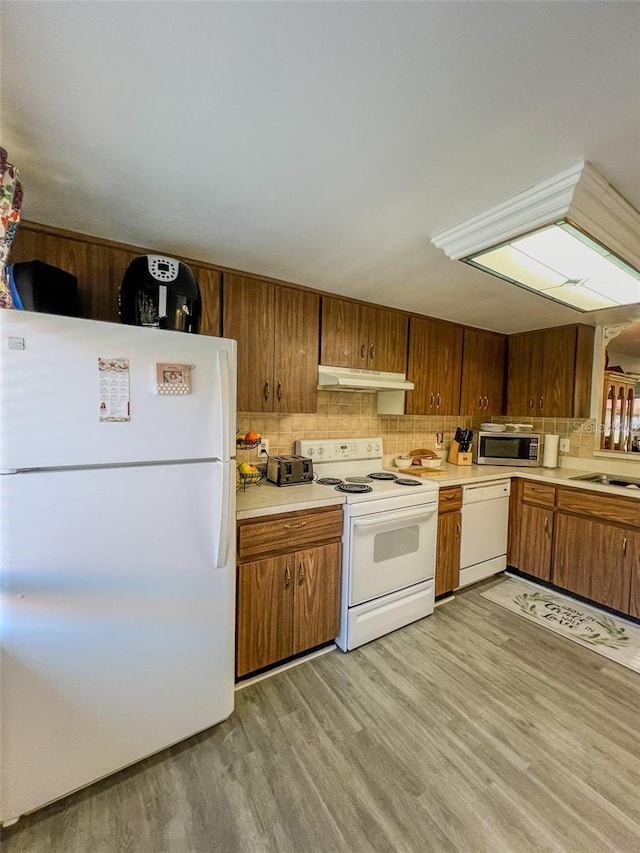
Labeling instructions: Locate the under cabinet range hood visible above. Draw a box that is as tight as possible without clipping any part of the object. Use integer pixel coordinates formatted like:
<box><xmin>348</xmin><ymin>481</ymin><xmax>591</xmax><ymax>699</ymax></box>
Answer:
<box><xmin>431</xmin><ymin>161</ymin><xmax>640</xmax><ymax>312</ymax></box>
<box><xmin>317</xmin><ymin>365</ymin><xmax>414</xmax><ymax>415</ymax></box>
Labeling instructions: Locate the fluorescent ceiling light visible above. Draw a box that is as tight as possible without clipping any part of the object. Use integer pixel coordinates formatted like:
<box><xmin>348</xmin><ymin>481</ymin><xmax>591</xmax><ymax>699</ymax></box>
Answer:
<box><xmin>431</xmin><ymin>162</ymin><xmax>640</xmax><ymax>312</ymax></box>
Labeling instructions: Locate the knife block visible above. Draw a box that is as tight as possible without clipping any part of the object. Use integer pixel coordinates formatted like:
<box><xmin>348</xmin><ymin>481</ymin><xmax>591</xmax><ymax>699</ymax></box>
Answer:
<box><xmin>448</xmin><ymin>441</ymin><xmax>472</xmax><ymax>466</ymax></box>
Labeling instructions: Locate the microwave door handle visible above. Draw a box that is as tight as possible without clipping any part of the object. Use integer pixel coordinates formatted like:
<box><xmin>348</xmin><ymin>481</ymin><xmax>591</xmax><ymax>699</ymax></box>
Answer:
<box><xmin>352</xmin><ymin>504</ymin><xmax>438</xmax><ymax>528</ymax></box>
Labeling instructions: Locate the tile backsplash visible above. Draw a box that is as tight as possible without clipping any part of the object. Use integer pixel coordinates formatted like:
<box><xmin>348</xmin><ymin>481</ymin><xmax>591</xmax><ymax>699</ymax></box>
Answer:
<box><xmin>237</xmin><ymin>391</ymin><xmax>478</xmax><ymax>460</ymax></box>
<box><xmin>237</xmin><ymin>392</ymin><xmax>638</xmax><ymax>469</ymax></box>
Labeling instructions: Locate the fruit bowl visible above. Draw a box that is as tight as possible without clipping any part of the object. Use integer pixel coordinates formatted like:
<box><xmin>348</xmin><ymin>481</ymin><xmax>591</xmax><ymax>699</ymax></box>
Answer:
<box><xmin>238</xmin><ymin>470</ymin><xmax>264</xmax><ymax>489</ymax></box>
<box><xmin>236</xmin><ymin>438</ymin><xmax>261</xmax><ymax>451</ymax></box>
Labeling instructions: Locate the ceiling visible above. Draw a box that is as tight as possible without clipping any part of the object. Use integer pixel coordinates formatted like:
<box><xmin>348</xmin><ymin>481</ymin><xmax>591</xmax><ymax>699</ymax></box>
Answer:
<box><xmin>2</xmin><ymin>1</ymin><xmax>639</xmax><ymax>335</ymax></box>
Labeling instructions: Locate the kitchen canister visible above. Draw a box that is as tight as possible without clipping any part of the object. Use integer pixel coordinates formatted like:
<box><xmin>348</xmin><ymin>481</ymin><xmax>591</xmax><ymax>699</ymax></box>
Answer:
<box><xmin>543</xmin><ymin>433</ymin><xmax>560</xmax><ymax>468</ymax></box>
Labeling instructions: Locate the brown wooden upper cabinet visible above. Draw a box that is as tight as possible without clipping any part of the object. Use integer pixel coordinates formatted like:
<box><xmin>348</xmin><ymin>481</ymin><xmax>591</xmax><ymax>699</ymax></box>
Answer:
<box><xmin>223</xmin><ymin>273</ymin><xmax>319</xmax><ymax>413</ymax></box>
<box><xmin>506</xmin><ymin>324</ymin><xmax>594</xmax><ymax>418</ymax></box>
<box><xmin>320</xmin><ymin>297</ymin><xmax>408</xmax><ymax>374</ymax></box>
<box><xmin>459</xmin><ymin>328</ymin><xmax>506</xmax><ymax>416</ymax></box>
<box><xmin>406</xmin><ymin>317</ymin><xmax>463</xmax><ymax>415</ymax></box>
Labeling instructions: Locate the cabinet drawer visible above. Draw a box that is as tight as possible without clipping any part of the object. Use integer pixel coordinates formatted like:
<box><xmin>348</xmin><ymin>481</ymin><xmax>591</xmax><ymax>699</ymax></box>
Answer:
<box><xmin>238</xmin><ymin>507</ymin><xmax>343</xmax><ymax>561</ymax></box>
<box><xmin>522</xmin><ymin>481</ymin><xmax>556</xmax><ymax>508</ymax></box>
<box><xmin>438</xmin><ymin>486</ymin><xmax>462</xmax><ymax>513</ymax></box>
<box><xmin>556</xmin><ymin>488</ymin><xmax>640</xmax><ymax>529</ymax></box>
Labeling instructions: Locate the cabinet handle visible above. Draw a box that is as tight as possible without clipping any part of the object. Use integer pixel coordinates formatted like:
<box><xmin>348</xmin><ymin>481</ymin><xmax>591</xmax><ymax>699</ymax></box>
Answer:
<box><xmin>264</xmin><ymin>380</ymin><xmax>270</xmax><ymax>401</ymax></box>
<box><xmin>623</xmin><ymin>537</ymin><xmax>627</xmax><ymax>555</ymax></box>
<box><xmin>456</xmin><ymin>521</ymin><xmax>461</xmax><ymax>536</ymax></box>
<box><xmin>484</xmin><ymin>396</ymin><xmax>489</xmax><ymax>410</ymax></box>
<box><xmin>283</xmin><ymin>521</ymin><xmax>308</xmax><ymax>529</ymax></box>
<box><xmin>360</xmin><ymin>344</ymin><xmax>367</xmax><ymax>360</ymax></box>
<box><xmin>528</xmin><ymin>398</ymin><xmax>534</xmax><ymax>409</ymax></box>
<box><xmin>538</xmin><ymin>397</ymin><xmax>544</xmax><ymax>410</ymax></box>
<box><xmin>544</xmin><ymin>517</ymin><xmax>549</xmax><ymax>533</ymax></box>
<box><xmin>277</xmin><ymin>380</ymin><xmax>283</xmax><ymax>402</ymax></box>
<box><xmin>478</xmin><ymin>396</ymin><xmax>483</xmax><ymax>410</ymax></box>
<box><xmin>369</xmin><ymin>344</ymin><xmax>376</xmax><ymax>361</ymax></box>
<box><xmin>299</xmin><ymin>562</ymin><xmax>305</xmax><ymax>584</ymax></box>
<box><xmin>531</xmin><ymin>487</ymin><xmax>548</xmax><ymax>493</ymax></box>
<box><xmin>285</xmin><ymin>565</ymin><xmax>291</xmax><ymax>588</ymax></box>
<box><xmin>437</xmin><ymin>393</ymin><xmax>442</xmax><ymax>408</ymax></box>
<box><xmin>444</xmin><ymin>493</ymin><xmax>455</xmax><ymax>500</ymax></box>
<box><xmin>430</xmin><ymin>392</ymin><xmax>435</xmax><ymax>407</ymax></box>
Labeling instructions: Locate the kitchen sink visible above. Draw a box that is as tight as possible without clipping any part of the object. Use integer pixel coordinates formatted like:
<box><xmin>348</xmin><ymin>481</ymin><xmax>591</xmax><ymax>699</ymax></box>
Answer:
<box><xmin>570</xmin><ymin>472</ymin><xmax>640</xmax><ymax>489</ymax></box>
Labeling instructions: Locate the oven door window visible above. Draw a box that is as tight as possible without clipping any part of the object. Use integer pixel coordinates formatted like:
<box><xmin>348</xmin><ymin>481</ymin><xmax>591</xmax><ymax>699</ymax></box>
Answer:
<box><xmin>349</xmin><ymin>507</ymin><xmax>437</xmax><ymax>606</ymax></box>
<box><xmin>373</xmin><ymin>524</ymin><xmax>420</xmax><ymax>563</ymax></box>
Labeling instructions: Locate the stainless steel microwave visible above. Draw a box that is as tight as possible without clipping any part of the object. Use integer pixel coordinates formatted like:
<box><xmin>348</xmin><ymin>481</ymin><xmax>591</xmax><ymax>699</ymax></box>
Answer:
<box><xmin>473</xmin><ymin>431</ymin><xmax>541</xmax><ymax>466</ymax></box>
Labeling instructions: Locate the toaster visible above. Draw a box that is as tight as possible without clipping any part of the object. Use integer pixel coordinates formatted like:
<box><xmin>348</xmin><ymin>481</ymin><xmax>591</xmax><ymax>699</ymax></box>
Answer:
<box><xmin>266</xmin><ymin>455</ymin><xmax>314</xmax><ymax>486</ymax></box>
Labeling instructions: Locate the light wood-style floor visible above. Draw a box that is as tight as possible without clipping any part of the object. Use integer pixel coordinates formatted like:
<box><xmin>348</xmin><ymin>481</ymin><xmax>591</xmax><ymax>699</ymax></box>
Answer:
<box><xmin>3</xmin><ymin>577</ymin><xmax>640</xmax><ymax>853</ymax></box>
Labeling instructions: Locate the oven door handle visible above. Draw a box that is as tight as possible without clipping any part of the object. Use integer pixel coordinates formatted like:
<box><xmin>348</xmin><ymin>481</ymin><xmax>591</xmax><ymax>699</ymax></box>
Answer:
<box><xmin>351</xmin><ymin>504</ymin><xmax>438</xmax><ymax>528</ymax></box>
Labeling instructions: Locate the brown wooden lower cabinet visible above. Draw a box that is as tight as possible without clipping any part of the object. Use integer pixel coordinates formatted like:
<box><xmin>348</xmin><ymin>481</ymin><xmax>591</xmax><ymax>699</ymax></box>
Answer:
<box><xmin>508</xmin><ymin>479</ymin><xmax>555</xmax><ymax>582</ymax></box>
<box><xmin>436</xmin><ymin>486</ymin><xmax>462</xmax><ymax>596</ymax></box>
<box><xmin>552</xmin><ymin>513</ymin><xmax>631</xmax><ymax>613</ymax></box>
<box><xmin>236</xmin><ymin>506</ymin><xmax>343</xmax><ymax>678</ymax></box>
<box><xmin>628</xmin><ymin>531</ymin><xmax>640</xmax><ymax>619</ymax></box>
<box><xmin>237</xmin><ymin>541</ymin><xmax>341</xmax><ymax>677</ymax></box>
<box><xmin>513</xmin><ymin>503</ymin><xmax>554</xmax><ymax>582</ymax></box>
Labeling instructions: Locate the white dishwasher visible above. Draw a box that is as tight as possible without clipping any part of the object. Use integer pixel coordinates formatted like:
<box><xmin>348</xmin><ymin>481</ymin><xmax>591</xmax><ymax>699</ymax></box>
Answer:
<box><xmin>459</xmin><ymin>480</ymin><xmax>510</xmax><ymax>588</ymax></box>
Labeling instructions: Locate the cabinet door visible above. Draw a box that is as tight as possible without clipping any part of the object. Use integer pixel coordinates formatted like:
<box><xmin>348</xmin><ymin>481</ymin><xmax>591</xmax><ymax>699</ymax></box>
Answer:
<box><xmin>506</xmin><ymin>332</ymin><xmax>539</xmax><ymax>417</ymax></box>
<box><xmin>366</xmin><ymin>306</ymin><xmax>409</xmax><ymax>374</ymax></box>
<box><xmin>192</xmin><ymin>266</ymin><xmax>221</xmax><ymax>337</ymax></box>
<box><xmin>514</xmin><ymin>503</ymin><xmax>553</xmax><ymax>581</ymax></box>
<box><xmin>274</xmin><ymin>287</ymin><xmax>319</xmax><ymax>413</ymax></box>
<box><xmin>628</xmin><ymin>531</ymin><xmax>640</xmax><ymax>618</ymax></box>
<box><xmin>553</xmin><ymin>514</ymin><xmax>631</xmax><ymax>611</ymax></box>
<box><xmin>407</xmin><ymin>317</ymin><xmax>462</xmax><ymax>415</ymax></box>
<box><xmin>436</xmin><ymin>510</ymin><xmax>461</xmax><ymax>596</ymax></box>
<box><xmin>236</xmin><ymin>555</ymin><xmax>293</xmax><ymax>677</ymax></box>
<box><xmin>223</xmin><ymin>274</ymin><xmax>275</xmax><ymax>412</ymax></box>
<box><xmin>320</xmin><ymin>297</ymin><xmax>367</xmax><ymax>368</ymax></box>
<box><xmin>292</xmin><ymin>543</ymin><xmax>342</xmax><ymax>655</ymax></box>
<box><xmin>538</xmin><ymin>326</ymin><xmax>576</xmax><ymax>417</ymax></box>
<box><xmin>460</xmin><ymin>328</ymin><xmax>506</xmax><ymax>416</ymax></box>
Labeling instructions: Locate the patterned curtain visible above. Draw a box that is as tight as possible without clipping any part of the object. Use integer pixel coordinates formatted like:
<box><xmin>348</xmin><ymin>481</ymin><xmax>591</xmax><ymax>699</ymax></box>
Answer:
<box><xmin>0</xmin><ymin>147</ymin><xmax>23</xmax><ymax>308</ymax></box>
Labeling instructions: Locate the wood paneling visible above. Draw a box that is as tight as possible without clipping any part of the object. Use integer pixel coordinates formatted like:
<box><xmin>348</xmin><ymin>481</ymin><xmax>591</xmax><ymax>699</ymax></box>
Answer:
<box><xmin>293</xmin><ymin>543</ymin><xmax>342</xmax><ymax>654</ymax></box>
<box><xmin>459</xmin><ymin>328</ymin><xmax>506</xmax><ymax>416</ymax></box>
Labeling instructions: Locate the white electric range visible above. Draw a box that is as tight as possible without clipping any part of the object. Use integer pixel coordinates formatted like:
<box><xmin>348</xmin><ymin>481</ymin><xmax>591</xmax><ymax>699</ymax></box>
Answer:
<box><xmin>295</xmin><ymin>438</ymin><xmax>439</xmax><ymax>650</ymax></box>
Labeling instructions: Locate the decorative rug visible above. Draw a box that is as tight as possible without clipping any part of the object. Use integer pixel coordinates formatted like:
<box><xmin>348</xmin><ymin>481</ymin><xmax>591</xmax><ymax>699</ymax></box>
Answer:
<box><xmin>481</xmin><ymin>578</ymin><xmax>640</xmax><ymax>673</ymax></box>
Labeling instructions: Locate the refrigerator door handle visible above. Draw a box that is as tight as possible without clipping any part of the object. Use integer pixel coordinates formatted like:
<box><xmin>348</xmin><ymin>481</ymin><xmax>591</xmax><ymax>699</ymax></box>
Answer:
<box><xmin>215</xmin><ymin>350</ymin><xmax>232</xmax><ymax>460</ymax></box>
<box><xmin>212</xmin><ymin>463</ymin><xmax>233</xmax><ymax>569</ymax></box>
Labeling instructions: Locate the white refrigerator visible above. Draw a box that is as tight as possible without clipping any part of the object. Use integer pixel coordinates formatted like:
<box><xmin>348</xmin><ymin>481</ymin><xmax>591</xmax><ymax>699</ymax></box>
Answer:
<box><xmin>0</xmin><ymin>309</ymin><xmax>237</xmax><ymax>825</ymax></box>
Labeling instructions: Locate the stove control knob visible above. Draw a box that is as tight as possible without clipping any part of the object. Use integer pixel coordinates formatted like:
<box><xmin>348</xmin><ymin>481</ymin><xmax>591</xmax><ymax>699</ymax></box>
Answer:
<box><xmin>367</xmin><ymin>444</ymin><xmax>372</xmax><ymax>453</ymax></box>
<box><xmin>307</xmin><ymin>447</ymin><xmax>314</xmax><ymax>455</ymax></box>
<box><xmin>317</xmin><ymin>447</ymin><xmax>324</xmax><ymax>456</ymax></box>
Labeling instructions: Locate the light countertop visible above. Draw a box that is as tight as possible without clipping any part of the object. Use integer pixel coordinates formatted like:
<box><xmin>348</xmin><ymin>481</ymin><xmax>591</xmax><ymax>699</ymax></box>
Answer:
<box><xmin>236</xmin><ymin>461</ymin><xmax>640</xmax><ymax>519</ymax></box>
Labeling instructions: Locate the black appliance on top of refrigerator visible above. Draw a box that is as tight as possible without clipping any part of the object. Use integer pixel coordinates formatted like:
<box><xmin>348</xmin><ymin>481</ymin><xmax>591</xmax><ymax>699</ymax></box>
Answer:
<box><xmin>119</xmin><ymin>255</ymin><xmax>201</xmax><ymax>333</ymax></box>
